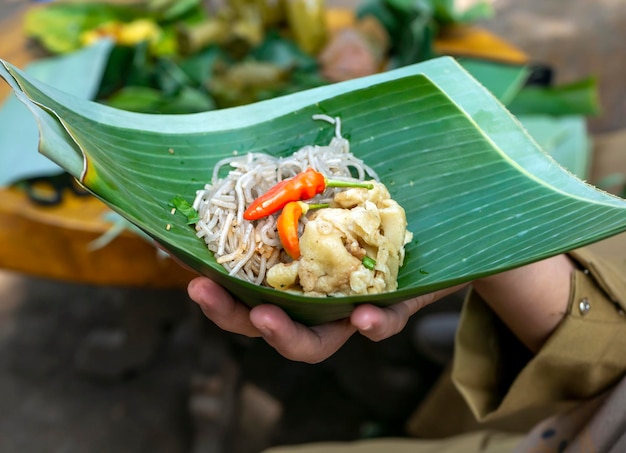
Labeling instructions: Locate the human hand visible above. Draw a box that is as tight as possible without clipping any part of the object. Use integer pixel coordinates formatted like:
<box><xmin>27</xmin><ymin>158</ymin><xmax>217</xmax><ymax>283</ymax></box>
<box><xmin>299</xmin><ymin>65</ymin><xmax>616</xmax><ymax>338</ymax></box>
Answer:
<box><xmin>188</xmin><ymin>277</ymin><xmax>467</xmax><ymax>363</ymax></box>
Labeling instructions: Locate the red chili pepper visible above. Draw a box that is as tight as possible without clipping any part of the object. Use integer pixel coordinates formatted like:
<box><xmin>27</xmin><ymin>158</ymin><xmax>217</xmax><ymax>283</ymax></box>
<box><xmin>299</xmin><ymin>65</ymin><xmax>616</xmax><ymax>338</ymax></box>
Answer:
<box><xmin>277</xmin><ymin>201</ymin><xmax>327</xmax><ymax>259</ymax></box>
<box><xmin>244</xmin><ymin>168</ymin><xmax>373</xmax><ymax>221</ymax></box>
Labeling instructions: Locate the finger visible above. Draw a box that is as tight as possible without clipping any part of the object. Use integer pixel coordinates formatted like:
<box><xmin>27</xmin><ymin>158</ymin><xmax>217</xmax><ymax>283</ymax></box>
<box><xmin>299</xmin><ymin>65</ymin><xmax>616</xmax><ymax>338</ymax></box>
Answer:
<box><xmin>352</xmin><ymin>284</ymin><xmax>468</xmax><ymax>342</ymax></box>
<box><xmin>350</xmin><ymin>302</ymin><xmax>415</xmax><ymax>342</ymax></box>
<box><xmin>249</xmin><ymin>305</ymin><xmax>357</xmax><ymax>364</ymax></box>
<box><xmin>188</xmin><ymin>277</ymin><xmax>261</xmax><ymax>338</ymax></box>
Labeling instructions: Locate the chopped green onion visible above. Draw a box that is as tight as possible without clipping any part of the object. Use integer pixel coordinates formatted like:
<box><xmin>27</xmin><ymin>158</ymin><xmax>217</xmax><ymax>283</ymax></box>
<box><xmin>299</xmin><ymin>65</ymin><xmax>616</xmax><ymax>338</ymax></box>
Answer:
<box><xmin>362</xmin><ymin>256</ymin><xmax>376</xmax><ymax>270</ymax></box>
<box><xmin>169</xmin><ymin>195</ymin><xmax>199</xmax><ymax>224</ymax></box>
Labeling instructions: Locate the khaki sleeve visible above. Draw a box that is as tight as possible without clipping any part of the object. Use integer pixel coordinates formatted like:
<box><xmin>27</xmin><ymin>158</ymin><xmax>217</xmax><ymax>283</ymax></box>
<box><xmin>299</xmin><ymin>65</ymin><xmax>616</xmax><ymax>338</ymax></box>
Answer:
<box><xmin>451</xmin><ymin>247</ymin><xmax>626</xmax><ymax>423</ymax></box>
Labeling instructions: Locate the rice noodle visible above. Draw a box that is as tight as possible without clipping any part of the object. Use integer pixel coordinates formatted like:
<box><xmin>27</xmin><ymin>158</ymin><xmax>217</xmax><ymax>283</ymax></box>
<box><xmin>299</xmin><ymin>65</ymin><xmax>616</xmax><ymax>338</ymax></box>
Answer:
<box><xmin>193</xmin><ymin>116</ymin><xmax>379</xmax><ymax>284</ymax></box>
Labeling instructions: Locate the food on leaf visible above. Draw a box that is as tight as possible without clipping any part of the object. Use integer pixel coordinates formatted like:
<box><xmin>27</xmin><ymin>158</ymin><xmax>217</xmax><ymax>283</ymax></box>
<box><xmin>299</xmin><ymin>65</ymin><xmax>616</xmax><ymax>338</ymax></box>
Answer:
<box><xmin>267</xmin><ymin>180</ymin><xmax>411</xmax><ymax>296</ymax></box>
<box><xmin>169</xmin><ymin>195</ymin><xmax>200</xmax><ymax>224</ymax></box>
<box><xmin>191</xmin><ymin>116</ymin><xmax>412</xmax><ymax>296</ymax></box>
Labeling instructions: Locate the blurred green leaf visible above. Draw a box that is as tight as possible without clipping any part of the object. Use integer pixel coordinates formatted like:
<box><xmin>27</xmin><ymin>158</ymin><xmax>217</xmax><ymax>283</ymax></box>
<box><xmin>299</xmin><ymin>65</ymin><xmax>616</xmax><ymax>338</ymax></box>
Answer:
<box><xmin>251</xmin><ymin>31</ymin><xmax>319</xmax><ymax>71</ymax></box>
<box><xmin>25</xmin><ymin>2</ymin><xmax>142</xmax><ymax>53</ymax></box>
<box><xmin>103</xmin><ymin>85</ymin><xmax>214</xmax><ymax>113</ymax></box>
<box><xmin>596</xmin><ymin>173</ymin><xmax>626</xmax><ymax>193</ymax></box>
<box><xmin>458</xmin><ymin>58</ymin><xmax>529</xmax><ymax>104</ymax></box>
<box><xmin>101</xmin><ymin>86</ymin><xmax>165</xmax><ymax>112</ymax></box>
<box><xmin>159</xmin><ymin>86</ymin><xmax>215</xmax><ymax>113</ymax></box>
<box><xmin>357</xmin><ymin>0</ymin><xmax>401</xmax><ymax>33</ymax></box>
<box><xmin>155</xmin><ymin>58</ymin><xmax>196</xmax><ymax>95</ymax></box>
<box><xmin>146</xmin><ymin>0</ymin><xmax>204</xmax><ymax>22</ymax></box>
<box><xmin>431</xmin><ymin>0</ymin><xmax>494</xmax><ymax>24</ymax></box>
<box><xmin>508</xmin><ymin>77</ymin><xmax>601</xmax><ymax>116</ymax></box>
<box><xmin>178</xmin><ymin>47</ymin><xmax>222</xmax><ymax>85</ymax></box>
<box><xmin>96</xmin><ymin>46</ymin><xmax>137</xmax><ymax>99</ymax></box>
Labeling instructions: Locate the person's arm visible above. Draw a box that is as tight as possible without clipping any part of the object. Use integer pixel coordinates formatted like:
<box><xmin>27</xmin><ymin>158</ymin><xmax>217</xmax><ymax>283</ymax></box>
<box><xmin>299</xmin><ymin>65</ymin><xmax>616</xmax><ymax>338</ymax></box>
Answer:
<box><xmin>451</xmin><ymin>250</ymin><xmax>626</xmax><ymax>422</ymax></box>
<box><xmin>471</xmin><ymin>254</ymin><xmax>576</xmax><ymax>353</ymax></box>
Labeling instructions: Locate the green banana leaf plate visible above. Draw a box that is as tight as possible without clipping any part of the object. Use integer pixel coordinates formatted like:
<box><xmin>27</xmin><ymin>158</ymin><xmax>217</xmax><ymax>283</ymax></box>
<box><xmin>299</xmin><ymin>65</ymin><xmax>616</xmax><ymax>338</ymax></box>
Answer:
<box><xmin>2</xmin><ymin>52</ymin><xmax>626</xmax><ymax>325</ymax></box>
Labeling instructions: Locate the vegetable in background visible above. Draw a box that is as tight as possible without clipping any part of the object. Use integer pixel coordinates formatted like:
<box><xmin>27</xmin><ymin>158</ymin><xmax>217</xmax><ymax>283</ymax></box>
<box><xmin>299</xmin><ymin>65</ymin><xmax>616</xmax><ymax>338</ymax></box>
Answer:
<box><xmin>24</xmin><ymin>0</ymin><xmax>205</xmax><ymax>55</ymax></box>
<box><xmin>357</xmin><ymin>0</ymin><xmax>493</xmax><ymax>68</ymax></box>
<box><xmin>21</xmin><ymin>0</ymin><xmax>503</xmax><ymax>113</ymax></box>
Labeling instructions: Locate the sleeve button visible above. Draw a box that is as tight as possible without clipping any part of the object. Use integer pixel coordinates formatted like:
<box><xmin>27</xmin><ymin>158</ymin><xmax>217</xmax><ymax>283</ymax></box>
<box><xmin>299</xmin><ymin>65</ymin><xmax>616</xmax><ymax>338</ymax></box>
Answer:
<box><xmin>578</xmin><ymin>298</ymin><xmax>591</xmax><ymax>316</ymax></box>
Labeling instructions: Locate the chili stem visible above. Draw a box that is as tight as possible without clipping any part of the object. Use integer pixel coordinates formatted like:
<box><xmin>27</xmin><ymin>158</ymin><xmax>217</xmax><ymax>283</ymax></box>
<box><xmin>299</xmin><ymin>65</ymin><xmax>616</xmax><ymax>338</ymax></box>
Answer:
<box><xmin>325</xmin><ymin>179</ymin><xmax>374</xmax><ymax>190</ymax></box>
<box><xmin>304</xmin><ymin>203</ymin><xmax>330</xmax><ymax>211</ymax></box>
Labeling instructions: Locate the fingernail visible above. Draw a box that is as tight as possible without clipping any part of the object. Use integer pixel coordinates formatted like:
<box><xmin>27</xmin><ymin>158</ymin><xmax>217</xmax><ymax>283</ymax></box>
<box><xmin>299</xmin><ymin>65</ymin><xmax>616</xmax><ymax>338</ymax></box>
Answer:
<box><xmin>360</xmin><ymin>323</ymin><xmax>373</xmax><ymax>332</ymax></box>
<box><xmin>257</xmin><ymin>324</ymin><xmax>273</xmax><ymax>338</ymax></box>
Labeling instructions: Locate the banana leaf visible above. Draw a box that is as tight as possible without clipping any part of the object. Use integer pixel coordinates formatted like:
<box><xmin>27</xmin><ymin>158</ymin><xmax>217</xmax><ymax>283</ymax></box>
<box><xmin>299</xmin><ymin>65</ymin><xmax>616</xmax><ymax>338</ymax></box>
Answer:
<box><xmin>0</xmin><ymin>40</ymin><xmax>114</xmax><ymax>186</ymax></box>
<box><xmin>2</xmin><ymin>55</ymin><xmax>626</xmax><ymax>325</ymax></box>
<box><xmin>518</xmin><ymin>115</ymin><xmax>591</xmax><ymax>180</ymax></box>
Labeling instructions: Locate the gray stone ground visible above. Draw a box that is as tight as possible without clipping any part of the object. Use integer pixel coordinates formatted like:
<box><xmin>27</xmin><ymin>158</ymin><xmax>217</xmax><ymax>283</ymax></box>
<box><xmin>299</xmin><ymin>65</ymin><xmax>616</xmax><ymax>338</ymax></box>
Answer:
<box><xmin>1</xmin><ymin>0</ymin><xmax>625</xmax><ymax>452</ymax></box>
